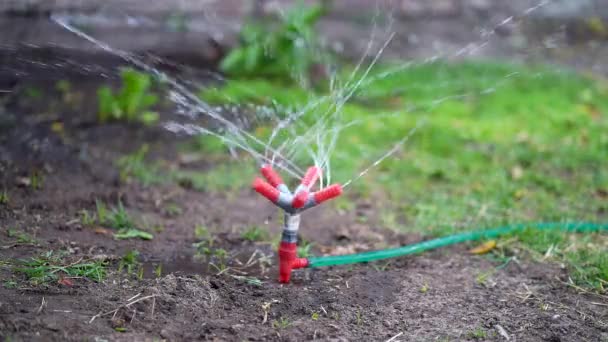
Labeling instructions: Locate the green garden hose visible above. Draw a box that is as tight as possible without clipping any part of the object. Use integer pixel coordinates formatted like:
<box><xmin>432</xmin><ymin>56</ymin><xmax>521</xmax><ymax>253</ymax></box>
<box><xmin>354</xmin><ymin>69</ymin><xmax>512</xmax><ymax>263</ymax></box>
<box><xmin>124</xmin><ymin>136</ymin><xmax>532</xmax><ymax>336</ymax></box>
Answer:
<box><xmin>307</xmin><ymin>222</ymin><xmax>608</xmax><ymax>268</ymax></box>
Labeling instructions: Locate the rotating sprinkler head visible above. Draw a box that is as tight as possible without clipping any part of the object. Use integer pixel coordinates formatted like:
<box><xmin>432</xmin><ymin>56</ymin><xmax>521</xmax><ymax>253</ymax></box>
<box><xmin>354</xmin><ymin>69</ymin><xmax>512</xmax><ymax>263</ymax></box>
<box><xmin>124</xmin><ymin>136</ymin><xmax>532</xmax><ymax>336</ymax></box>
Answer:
<box><xmin>252</xmin><ymin>164</ymin><xmax>342</xmax><ymax>283</ymax></box>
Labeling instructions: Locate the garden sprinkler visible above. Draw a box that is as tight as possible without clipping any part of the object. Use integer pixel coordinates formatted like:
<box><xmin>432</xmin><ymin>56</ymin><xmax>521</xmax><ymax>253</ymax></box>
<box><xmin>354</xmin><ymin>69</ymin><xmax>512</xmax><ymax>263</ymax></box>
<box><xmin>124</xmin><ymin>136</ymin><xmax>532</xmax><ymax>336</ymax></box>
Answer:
<box><xmin>253</xmin><ymin>165</ymin><xmax>608</xmax><ymax>285</ymax></box>
<box><xmin>252</xmin><ymin>164</ymin><xmax>342</xmax><ymax>283</ymax></box>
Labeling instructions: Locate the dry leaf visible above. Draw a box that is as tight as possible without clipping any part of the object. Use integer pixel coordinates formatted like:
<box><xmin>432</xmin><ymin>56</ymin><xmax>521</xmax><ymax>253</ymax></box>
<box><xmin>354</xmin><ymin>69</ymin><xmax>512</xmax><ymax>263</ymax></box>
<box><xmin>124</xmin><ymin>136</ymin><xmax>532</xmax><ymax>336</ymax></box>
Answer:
<box><xmin>94</xmin><ymin>227</ymin><xmax>112</xmax><ymax>235</ymax></box>
<box><xmin>58</xmin><ymin>277</ymin><xmax>73</xmax><ymax>286</ymax></box>
<box><xmin>469</xmin><ymin>240</ymin><xmax>497</xmax><ymax>255</ymax></box>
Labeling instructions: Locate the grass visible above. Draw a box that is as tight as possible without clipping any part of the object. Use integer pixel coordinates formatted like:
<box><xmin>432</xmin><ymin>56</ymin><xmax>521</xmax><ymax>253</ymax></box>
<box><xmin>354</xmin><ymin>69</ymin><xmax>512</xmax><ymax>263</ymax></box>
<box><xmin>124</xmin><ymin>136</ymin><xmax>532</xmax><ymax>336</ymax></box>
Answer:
<box><xmin>14</xmin><ymin>251</ymin><xmax>106</xmax><ymax>285</ymax></box>
<box><xmin>94</xmin><ymin>200</ymin><xmax>153</xmax><ymax>240</ymax></box>
<box><xmin>6</xmin><ymin>229</ymin><xmax>38</xmax><ymax>245</ymax></box>
<box><xmin>198</xmin><ymin>59</ymin><xmax>608</xmax><ymax>291</ymax></box>
<box><xmin>118</xmin><ymin>250</ymin><xmax>141</xmax><ymax>275</ymax></box>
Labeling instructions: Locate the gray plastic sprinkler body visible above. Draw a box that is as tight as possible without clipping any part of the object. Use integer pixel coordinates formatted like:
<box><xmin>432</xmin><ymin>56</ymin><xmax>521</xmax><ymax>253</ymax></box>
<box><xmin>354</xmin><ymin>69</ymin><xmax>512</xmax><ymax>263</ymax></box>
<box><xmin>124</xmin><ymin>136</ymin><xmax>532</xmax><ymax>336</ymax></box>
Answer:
<box><xmin>252</xmin><ymin>164</ymin><xmax>342</xmax><ymax>283</ymax></box>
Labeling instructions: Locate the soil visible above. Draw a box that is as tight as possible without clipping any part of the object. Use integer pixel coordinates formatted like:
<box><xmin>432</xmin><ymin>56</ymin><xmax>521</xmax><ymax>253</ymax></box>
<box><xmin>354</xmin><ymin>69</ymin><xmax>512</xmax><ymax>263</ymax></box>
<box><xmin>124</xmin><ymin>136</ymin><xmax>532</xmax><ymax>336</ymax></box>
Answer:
<box><xmin>1</xmin><ymin>48</ymin><xmax>607</xmax><ymax>342</ymax></box>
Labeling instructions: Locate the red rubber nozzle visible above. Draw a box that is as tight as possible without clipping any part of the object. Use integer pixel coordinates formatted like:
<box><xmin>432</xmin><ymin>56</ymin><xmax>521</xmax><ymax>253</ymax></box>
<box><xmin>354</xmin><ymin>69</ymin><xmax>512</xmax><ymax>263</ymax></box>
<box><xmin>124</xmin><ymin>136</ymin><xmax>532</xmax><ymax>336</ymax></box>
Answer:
<box><xmin>260</xmin><ymin>164</ymin><xmax>283</xmax><ymax>188</ymax></box>
<box><xmin>253</xmin><ymin>178</ymin><xmax>280</xmax><ymax>203</ymax></box>
<box><xmin>278</xmin><ymin>242</ymin><xmax>309</xmax><ymax>283</ymax></box>
<box><xmin>301</xmin><ymin>166</ymin><xmax>321</xmax><ymax>188</ymax></box>
<box><xmin>291</xmin><ymin>190</ymin><xmax>309</xmax><ymax>209</ymax></box>
<box><xmin>313</xmin><ymin>184</ymin><xmax>342</xmax><ymax>204</ymax></box>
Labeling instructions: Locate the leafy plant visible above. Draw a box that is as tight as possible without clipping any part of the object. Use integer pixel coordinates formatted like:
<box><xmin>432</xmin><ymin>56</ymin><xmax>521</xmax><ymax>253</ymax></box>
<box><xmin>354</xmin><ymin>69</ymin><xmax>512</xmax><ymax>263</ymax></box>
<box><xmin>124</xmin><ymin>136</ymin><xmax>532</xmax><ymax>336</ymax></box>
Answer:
<box><xmin>97</xmin><ymin>68</ymin><xmax>159</xmax><ymax>125</ymax></box>
<box><xmin>241</xmin><ymin>226</ymin><xmax>270</xmax><ymax>242</ymax></box>
<box><xmin>220</xmin><ymin>2</ymin><xmax>327</xmax><ymax>85</ymax></box>
<box><xmin>297</xmin><ymin>240</ymin><xmax>314</xmax><ymax>258</ymax></box>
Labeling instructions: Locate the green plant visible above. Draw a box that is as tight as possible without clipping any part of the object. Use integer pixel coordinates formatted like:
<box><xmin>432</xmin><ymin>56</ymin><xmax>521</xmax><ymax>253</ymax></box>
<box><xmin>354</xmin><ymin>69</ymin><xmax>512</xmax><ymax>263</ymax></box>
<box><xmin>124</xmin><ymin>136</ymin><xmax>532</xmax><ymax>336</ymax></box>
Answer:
<box><xmin>14</xmin><ymin>251</ymin><xmax>106</xmax><ymax>285</ymax></box>
<box><xmin>3</xmin><ymin>280</ymin><xmax>18</xmax><ymax>289</ymax></box>
<box><xmin>468</xmin><ymin>327</ymin><xmax>488</xmax><ymax>339</ymax></box>
<box><xmin>116</xmin><ymin>145</ymin><xmax>163</xmax><ymax>185</ymax></box>
<box><xmin>164</xmin><ymin>203</ymin><xmax>183</xmax><ymax>217</ymax></box>
<box><xmin>79</xmin><ymin>209</ymin><xmax>96</xmax><ymax>226</ymax></box>
<box><xmin>96</xmin><ymin>200</ymin><xmax>153</xmax><ymax>240</ymax></box>
<box><xmin>7</xmin><ymin>229</ymin><xmax>37</xmax><ymax>245</ymax></box>
<box><xmin>194</xmin><ymin>225</ymin><xmax>211</xmax><ymax>240</ymax></box>
<box><xmin>272</xmin><ymin>316</ymin><xmax>291</xmax><ymax>329</ymax></box>
<box><xmin>29</xmin><ymin>171</ymin><xmax>43</xmax><ymax>190</ymax></box>
<box><xmin>220</xmin><ymin>2</ymin><xmax>327</xmax><ymax>85</ymax></box>
<box><xmin>118</xmin><ymin>250</ymin><xmax>140</xmax><ymax>274</ymax></box>
<box><xmin>97</xmin><ymin>68</ymin><xmax>159</xmax><ymax>125</ymax></box>
<box><xmin>297</xmin><ymin>240</ymin><xmax>314</xmax><ymax>258</ymax></box>
<box><xmin>0</xmin><ymin>189</ymin><xmax>8</xmax><ymax>205</ymax></box>
<box><xmin>241</xmin><ymin>226</ymin><xmax>270</xmax><ymax>242</ymax></box>
<box><xmin>154</xmin><ymin>264</ymin><xmax>162</xmax><ymax>278</ymax></box>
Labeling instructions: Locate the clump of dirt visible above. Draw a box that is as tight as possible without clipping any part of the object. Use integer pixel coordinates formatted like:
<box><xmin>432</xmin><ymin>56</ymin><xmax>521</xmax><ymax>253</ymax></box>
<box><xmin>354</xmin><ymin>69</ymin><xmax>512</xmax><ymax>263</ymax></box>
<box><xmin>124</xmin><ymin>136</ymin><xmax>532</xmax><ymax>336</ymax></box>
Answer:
<box><xmin>1</xmin><ymin>48</ymin><xmax>607</xmax><ymax>341</ymax></box>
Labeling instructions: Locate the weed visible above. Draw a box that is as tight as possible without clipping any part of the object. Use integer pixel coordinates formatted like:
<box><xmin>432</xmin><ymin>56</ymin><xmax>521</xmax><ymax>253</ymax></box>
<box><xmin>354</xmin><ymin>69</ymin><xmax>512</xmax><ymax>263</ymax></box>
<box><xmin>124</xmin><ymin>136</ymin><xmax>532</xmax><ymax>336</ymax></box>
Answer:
<box><xmin>29</xmin><ymin>171</ymin><xmax>43</xmax><ymax>190</ymax></box>
<box><xmin>14</xmin><ymin>251</ymin><xmax>106</xmax><ymax>285</ymax></box>
<box><xmin>297</xmin><ymin>240</ymin><xmax>314</xmax><ymax>258</ymax></box>
<box><xmin>7</xmin><ymin>229</ymin><xmax>37</xmax><ymax>245</ymax></box>
<box><xmin>241</xmin><ymin>226</ymin><xmax>270</xmax><ymax>242</ymax></box>
<box><xmin>220</xmin><ymin>2</ymin><xmax>328</xmax><ymax>85</ymax></box>
<box><xmin>194</xmin><ymin>225</ymin><xmax>211</xmax><ymax>240</ymax></box>
<box><xmin>311</xmin><ymin>312</ymin><xmax>319</xmax><ymax>321</ymax></box>
<box><xmin>98</xmin><ymin>200</ymin><xmax>133</xmax><ymax>230</ymax></box>
<box><xmin>116</xmin><ymin>145</ymin><xmax>163</xmax><ymax>185</ymax></box>
<box><xmin>96</xmin><ymin>200</ymin><xmax>153</xmax><ymax>240</ymax></box>
<box><xmin>3</xmin><ymin>280</ymin><xmax>18</xmax><ymax>289</ymax></box>
<box><xmin>272</xmin><ymin>317</ymin><xmax>291</xmax><ymax>329</ymax></box>
<box><xmin>355</xmin><ymin>308</ymin><xmax>363</xmax><ymax>326</ymax></box>
<box><xmin>97</xmin><ymin>68</ymin><xmax>159</xmax><ymax>125</ymax></box>
<box><xmin>118</xmin><ymin>250</ymin><xmax>140</xmax><ymax>275</ymax></box>
<box><xmin>468</xmin><ymin>327</ymin><xmax>488</xmax><ymax>339</ymax></box>
<box><xmin>475</xmin><ymin>270</ymin><xmax>495</xmax><ymax>287</ymax></box>
<box><xmin>154</xmin><ymin>264</ymin><xmax>162</xmax><ymax>278</ymax></box>
<box><xmin>419</xmin><ymin>282</ymin><xmax>430</xmax><ymax>294</ymax></box>
<box><xmin>164</xmin><ymin>203</ymin><xmax>183</xmax><ymax>217</ymax></box>
<box><xmin>0</xmin><ymin>189</ymin><xmax>8</xmax><ymax>205</ymax></box>
<box><xmin>79</xmin><ymin>209</ymin><xmax>96</xmax><ymax>226</ymax></box>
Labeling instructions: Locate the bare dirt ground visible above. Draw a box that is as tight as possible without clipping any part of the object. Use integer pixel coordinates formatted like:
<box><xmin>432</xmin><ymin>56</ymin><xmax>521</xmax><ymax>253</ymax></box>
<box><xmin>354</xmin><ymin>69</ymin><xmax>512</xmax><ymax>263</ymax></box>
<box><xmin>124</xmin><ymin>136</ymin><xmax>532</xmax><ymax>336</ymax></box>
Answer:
<box><xmin>1</xmin><ymin>48</ymin><xmax>607</xmax><ymax>341</ymax></box>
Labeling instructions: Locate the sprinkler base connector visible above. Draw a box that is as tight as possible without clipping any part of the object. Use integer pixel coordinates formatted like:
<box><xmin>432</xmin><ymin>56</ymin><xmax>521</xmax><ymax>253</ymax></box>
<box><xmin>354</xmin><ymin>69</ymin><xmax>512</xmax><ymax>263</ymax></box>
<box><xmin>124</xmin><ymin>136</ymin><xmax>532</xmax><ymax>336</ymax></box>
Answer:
<box><xmin>278</xmin><ymin>241</ymin><xmax>309</xmax><ymax>283</ymax></box>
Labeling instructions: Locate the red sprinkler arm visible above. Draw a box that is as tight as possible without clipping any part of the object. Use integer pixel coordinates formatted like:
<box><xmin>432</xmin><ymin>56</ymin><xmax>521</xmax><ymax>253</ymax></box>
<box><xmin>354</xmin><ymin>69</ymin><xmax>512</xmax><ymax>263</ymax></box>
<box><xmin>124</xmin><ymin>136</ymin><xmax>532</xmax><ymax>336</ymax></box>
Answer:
<box><xmin>292</xmin><ymin>166</ymin><xmax>321</xmax><ymax>209</ymax></box>
<box><xmin>252</xmin><ymin>177</ymin><xmax>280</xmax><ymax>203</ymax></box>
<box><xmin>260</xmin><ymin>164</ymin><xmax>284</xmax><ymax>189</ymax></box>
<box><xmin>314</xmin><ymin>184</ymin><xmax>342</xmax><ymax>204</ymax></box>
